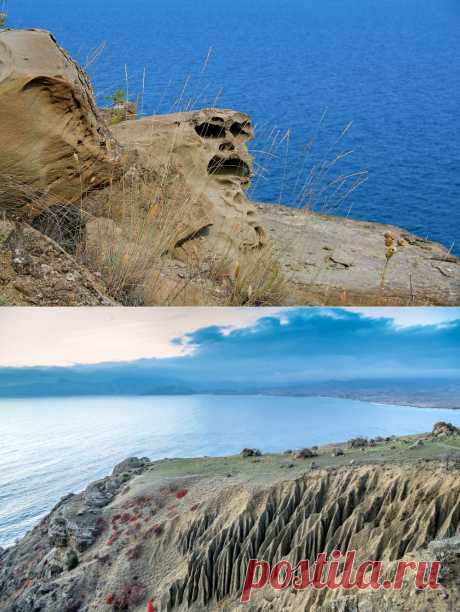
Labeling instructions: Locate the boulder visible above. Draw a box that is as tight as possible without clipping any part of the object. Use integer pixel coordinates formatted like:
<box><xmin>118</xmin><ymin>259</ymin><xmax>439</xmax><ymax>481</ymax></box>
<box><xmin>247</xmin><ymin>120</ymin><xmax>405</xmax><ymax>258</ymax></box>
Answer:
<box><xmin>432</xmin><ymin>422</ymin><xmax>459</xmax><ymax>438</ymax></box>
<box><xmin>240</xmin><ymin>448</ymin><xmax>262</xmax><ymax>458</ymax></box>
<box><xmin>332</xmin><ymin>447</ymin><xmax>344</xmax><ymax>457</ymax></box>
<box><xmin>295</xmin><ymin>447</ymin><xmax>318</xmax><ymax>459</ymax></box>
<box><xmin>0</xmin><ymin>29</ymin><xmax>121</xmax><ymax>215</ymax></box>
<box><xmin>111</xmin><ymin>456</ymin><xmax>149</xmax><ymax>476</ymax></box>
<box><xmin>348</xmin><ymin>437</ymin><xmax>369</xmax><ymax>449</ymax></box>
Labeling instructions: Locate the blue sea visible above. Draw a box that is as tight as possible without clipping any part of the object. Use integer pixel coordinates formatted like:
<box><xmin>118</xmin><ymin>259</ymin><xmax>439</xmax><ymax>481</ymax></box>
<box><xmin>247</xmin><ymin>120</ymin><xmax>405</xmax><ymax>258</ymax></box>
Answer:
<box><xmin>1</xmin><ymin>394</ymin><xmax>459</xmax><ymax>548</ymax></box>
<box><xmin>9</xmin><ymin>0</ymin><xmax>460</xmax><ymax>253</ymax></box>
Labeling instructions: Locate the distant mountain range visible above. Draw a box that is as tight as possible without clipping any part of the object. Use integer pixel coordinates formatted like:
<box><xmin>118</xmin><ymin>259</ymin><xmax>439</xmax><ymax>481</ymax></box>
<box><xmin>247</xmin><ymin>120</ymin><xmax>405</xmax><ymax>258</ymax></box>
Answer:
<box><xmin>0</xmin><ymin>361</ymin><xmax>458</xmax><ymax>408</ymax></box>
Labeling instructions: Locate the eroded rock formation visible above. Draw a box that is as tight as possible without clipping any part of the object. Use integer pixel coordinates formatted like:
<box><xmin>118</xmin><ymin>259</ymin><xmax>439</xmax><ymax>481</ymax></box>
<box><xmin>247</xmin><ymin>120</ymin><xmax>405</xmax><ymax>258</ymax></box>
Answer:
<box><xmin>0</xmin><ymin>454</ymin><xmax>458</xmax><ymax>611</ymax></box>
<box><xmin>0</xmin><ymin>29</ymin><xmax>121</xmax><ymax>214</ymax></box>
<box><xmin>1</xmin><ymin>29</ymin><xmax>459</xmax><ymax>306</ymax></box>
<box><xmin>110</xmin><ymin>108</ymin><xmax>267</xmax><ymax>257</ymax></box>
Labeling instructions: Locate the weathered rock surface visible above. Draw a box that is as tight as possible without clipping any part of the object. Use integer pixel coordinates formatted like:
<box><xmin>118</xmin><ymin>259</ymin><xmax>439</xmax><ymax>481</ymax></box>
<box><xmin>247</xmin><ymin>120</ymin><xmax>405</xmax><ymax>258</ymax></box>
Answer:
<box><xmin>1</xmin><ymin>448</ymin><xmax>459</xmax><ymax>611</ymax></box>
<box><xmin>0</xmin><ymin>29</ymin><xmax>121</xmax><ymax>214</ymax></box>
<box><xmin>110</xmin><ymin>109</ymin><xmax>267</xmax><ymax>256</ymax></box>
<box><xmin>1</xmin><ymin>29</ymin><xmax>459</xmax><ymax>306</ymax></box>
<box><xmin>0</xmin><ymin>220</ymin><xmax>114</xmax><ymax>305</ymax></box>
<box><xmin>258</xmin><ymin>204</ymin><xmax>460</xmax><ymax>305</ymax></box>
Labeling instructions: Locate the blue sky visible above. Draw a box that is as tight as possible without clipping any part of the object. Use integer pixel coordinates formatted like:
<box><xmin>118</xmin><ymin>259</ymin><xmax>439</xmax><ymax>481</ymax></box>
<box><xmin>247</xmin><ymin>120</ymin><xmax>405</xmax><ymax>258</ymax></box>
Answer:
<box><xmin>0</xmin><ymin>309</ymin><xmax>458</xmax><ymax>397</ymax></box>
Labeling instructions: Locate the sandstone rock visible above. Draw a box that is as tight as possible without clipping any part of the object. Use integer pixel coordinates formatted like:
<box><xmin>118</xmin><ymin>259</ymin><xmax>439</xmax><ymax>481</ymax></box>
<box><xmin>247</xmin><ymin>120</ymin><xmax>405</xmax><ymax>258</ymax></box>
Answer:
<box><xmin>0</xmin><ymin>29</ymin><xmax>121</xmax><ymax>215</ymax></box>
<box><xmin>141</xmin><ymin>271</ymin><xmax>215</xmax><ymax>306</ymax></box>
<box><xmin>111</xmin><ymin>109</ymin><xmax>267</xmax><ymax>261</ymax></box>
<box><xmin>257</xmin><ymin>203</ymin><xmax>460</xmax><ymax>306</ymax></box>
<box><xmin>99</xmin><ymin>100</ymin><xmax>137</xmax><ymax>125</ymax></box>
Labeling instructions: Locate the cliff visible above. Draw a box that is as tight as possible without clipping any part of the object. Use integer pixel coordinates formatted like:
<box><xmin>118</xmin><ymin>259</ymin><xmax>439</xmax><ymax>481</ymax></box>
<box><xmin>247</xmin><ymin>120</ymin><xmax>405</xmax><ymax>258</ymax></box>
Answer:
<box><xmin>1</xmin><ymin>432</ymin><xmax>459</xmax><ymax>611</ymax></box>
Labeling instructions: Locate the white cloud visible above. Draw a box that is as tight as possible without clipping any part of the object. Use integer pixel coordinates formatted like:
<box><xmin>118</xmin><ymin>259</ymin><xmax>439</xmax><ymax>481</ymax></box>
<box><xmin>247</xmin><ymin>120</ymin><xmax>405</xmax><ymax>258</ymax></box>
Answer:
<box><xmin>349</xmin><ymin>307</ymin><xmax>460</xmax><ymax>328</ymax></box>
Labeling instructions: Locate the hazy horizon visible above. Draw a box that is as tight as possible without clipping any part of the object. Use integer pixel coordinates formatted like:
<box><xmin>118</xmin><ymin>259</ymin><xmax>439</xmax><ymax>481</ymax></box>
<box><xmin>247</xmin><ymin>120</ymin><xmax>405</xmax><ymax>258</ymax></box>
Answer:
<box><xmin>1</xmin><ymin>308</ymin><xmax>459</xmax><ymax>399</ymax></box>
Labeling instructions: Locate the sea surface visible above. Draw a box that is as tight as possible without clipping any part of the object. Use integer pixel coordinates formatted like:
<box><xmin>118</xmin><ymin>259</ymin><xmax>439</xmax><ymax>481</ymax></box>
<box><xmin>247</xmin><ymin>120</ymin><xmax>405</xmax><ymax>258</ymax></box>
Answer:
<box><xmin>9</xmin><ymin>0</ymin><xmax>460</xmax><ymax>253</ymax></box>
<box><xmin>1</xmin><ymin>394</ymin><xmax>460</xmax><ymax>548</ymax></box>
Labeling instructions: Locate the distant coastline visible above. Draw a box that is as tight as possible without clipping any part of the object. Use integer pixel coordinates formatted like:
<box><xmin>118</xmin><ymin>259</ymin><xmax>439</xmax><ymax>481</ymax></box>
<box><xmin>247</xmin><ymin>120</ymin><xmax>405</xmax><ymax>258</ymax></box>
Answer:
<box><xmin>1</xmin><ymin>389</ymin><xmax>458</xmax><ymax>410</ymax></box>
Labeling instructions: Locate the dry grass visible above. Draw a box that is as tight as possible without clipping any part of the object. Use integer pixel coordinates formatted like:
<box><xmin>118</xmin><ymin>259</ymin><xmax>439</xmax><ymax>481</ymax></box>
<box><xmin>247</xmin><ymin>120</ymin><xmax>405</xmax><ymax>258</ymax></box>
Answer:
<box><xmin>79</xmin><ymin>167</ymin><xmax>194</xmax><ymax>303</ymax></box>
<box><xmin>1</xmin><ymin>155</ymin><xmax>289</xmax><ymax>306</ymax></box>
<box><xmin>208</xmin><ymin>248</ymin><xmax>288</xmax><ymax>306</ymax></box>
<box><xmin>251</xmin><ymin>113</ymin><xmax>368</xmax><ymax>217</ymax></box>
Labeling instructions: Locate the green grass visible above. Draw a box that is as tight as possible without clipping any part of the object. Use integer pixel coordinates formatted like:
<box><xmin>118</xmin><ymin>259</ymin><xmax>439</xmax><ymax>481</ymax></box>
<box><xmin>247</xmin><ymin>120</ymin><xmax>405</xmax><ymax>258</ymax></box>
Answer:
<box><xmin>145</xmin><ymin>434</ymin><xmax>460</xmax><ymax>484</ymax></box>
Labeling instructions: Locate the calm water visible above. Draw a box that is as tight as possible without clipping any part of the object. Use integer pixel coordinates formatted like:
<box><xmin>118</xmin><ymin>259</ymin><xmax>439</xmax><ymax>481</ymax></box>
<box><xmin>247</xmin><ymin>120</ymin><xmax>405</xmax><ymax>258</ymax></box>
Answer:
<box><xmin>9</xmin><ymin>0</ymin><xmax>460</xmax><ymax>253</ymax></box>
<box><xmin>1</xmin><ymin>394</ymin><xmax>460</xmax><ymax>548</ymax></box>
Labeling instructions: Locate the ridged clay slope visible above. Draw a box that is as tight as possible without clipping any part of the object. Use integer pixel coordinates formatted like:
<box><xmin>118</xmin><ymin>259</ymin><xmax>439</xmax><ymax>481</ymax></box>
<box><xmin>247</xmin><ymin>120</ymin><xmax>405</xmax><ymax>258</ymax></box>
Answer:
<box><xmin>1</xmin><ymin>454</ymin><xmax>459</xmax><ymax>611</ymax></box>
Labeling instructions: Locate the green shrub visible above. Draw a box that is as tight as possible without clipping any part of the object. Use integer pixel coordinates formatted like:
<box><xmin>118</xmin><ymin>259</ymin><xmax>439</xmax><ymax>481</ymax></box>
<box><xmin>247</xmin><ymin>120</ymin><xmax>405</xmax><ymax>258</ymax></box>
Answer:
<box><xmin>65</xmin><ymin>549</ymin><xmax>79</xmax><ymax>571</ymax></box>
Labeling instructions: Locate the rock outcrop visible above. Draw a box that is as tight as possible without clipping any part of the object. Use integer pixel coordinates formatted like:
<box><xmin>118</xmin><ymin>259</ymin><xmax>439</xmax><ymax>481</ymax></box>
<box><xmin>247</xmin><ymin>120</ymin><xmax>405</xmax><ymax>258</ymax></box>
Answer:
<box><xmin>0</xmin><ymin>29</ymin><xmax>121</xmax><ymax>215</ymax></box>
<box><xmin>77</xmin><ymin>108</ymin><xmax>272</xmax><ymax>305</ymax></box>
<box><xmin>433</xmin><ymin>422</ymin><xmax>459</xmax><ymax>438</ymax></box>
<box><xmin>258</xmin><ymin>204</ymin><xmax>460</xmax><ymax>305</ymax></box>
<box><xmin>110</xmin><ymin>109</ymin><xmax>266</xmax><ymax>256</ymax></box>
<box><xmin>1</xmin><ymin>29</ymin><xmax>459</xmax><ymax>306</ymax></box>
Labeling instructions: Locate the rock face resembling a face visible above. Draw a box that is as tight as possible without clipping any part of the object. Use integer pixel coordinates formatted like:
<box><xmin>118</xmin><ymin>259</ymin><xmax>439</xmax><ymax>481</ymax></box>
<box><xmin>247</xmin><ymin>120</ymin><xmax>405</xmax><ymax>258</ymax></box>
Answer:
<box><xmin>112</xmin><ymin>108</ymin><xmax>267</xmax><ymax>260</ymax></box>
<box><xmin>0</xmin><ymin>29</ymin><xmax>121</xmax><ymax>214</ymax></box>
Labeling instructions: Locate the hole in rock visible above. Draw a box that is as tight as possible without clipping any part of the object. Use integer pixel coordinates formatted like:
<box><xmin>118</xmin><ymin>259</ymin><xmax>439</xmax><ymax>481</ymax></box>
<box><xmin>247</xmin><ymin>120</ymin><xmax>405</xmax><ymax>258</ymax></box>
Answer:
<box><xmin>219</xmin><ymin>142</ymin><xmax>235</xmax><ymax>152</ymax></box>
<box><xmin>229</xmin><ymin>121</ymin><xmax>251</xmax><ymax>138</ymax></box>
<box><xmin>195</xmin><ymin>122</ymin><xmax>226</xmax><ymax>139</ymax></box>
<box><xmin>207</xmin><ymin>156</ymin><xmax>251</xmax><ymax>178</ymax></box>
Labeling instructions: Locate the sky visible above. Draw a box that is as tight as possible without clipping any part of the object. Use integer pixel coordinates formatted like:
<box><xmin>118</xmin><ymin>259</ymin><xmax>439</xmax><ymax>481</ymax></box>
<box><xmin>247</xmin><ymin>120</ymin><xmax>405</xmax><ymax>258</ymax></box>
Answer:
<box><xmin>0</xmin><ymin>307</ymin><xmax>459</xmax><ymax>368</ymax></box>
<box><xmin>0</xmin><ymin>307</ymin><xmax>459</xmax><ymax>398</ymax></box>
